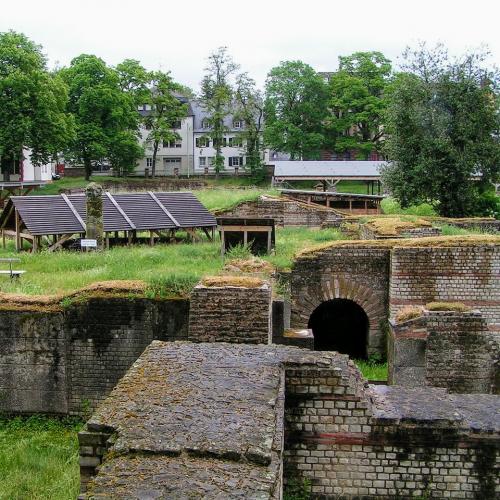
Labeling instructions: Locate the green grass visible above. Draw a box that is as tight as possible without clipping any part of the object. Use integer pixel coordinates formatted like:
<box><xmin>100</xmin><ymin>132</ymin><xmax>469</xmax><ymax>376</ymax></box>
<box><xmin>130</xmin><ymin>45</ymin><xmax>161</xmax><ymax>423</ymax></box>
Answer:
<box><xmin>0</xmin><ymin>227</ymin><xmax>347</xmax><ymax>296</ymax></box>
<box><xmin>355</xmin><ymin>360</ymin><xmax>388</xmax><ymax>381</ymax></box>
<box><xmin>195</xmin><ymin>187</ymin><xmax>276</xmax><ymax>212</ymax></box>
<box><xmin>381</xmin><ymin>197</ymin><xmax>437</xmax><ymax>216</ymax></box>
<box><xmin>0</xmin><ymin>415</ymin><xmax>82</xmax><ymax>500</ymax></box>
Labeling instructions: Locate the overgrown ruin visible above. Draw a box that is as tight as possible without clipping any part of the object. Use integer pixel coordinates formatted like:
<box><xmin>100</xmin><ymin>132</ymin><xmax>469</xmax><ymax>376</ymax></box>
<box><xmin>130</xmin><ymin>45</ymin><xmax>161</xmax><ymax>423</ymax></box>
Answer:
<box><xmin>0</xmin><ymin>236</ymin><xmax>498</xmax><ymax>498</ymax></box>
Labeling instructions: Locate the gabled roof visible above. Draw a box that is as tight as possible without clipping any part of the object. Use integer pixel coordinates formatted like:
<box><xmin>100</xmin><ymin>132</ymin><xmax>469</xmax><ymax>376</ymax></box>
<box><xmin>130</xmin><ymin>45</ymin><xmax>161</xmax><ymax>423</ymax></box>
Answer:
<box><xmin>0</xmin><ymin>192</ymin><xmax>216</xmax><ymax>236</ymax></box>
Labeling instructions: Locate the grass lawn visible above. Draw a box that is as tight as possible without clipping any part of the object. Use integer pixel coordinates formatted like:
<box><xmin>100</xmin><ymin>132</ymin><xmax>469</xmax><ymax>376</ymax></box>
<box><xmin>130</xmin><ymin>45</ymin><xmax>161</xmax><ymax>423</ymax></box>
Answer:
<box><xmin>0</xmin><ymin>416</ymin><xmax>82</xmax><ymax>500</ymax></box>
<box><xmin>0</xmin><ymin>227</ymin><xmax>347</xmax><ymax>296</ymax></box>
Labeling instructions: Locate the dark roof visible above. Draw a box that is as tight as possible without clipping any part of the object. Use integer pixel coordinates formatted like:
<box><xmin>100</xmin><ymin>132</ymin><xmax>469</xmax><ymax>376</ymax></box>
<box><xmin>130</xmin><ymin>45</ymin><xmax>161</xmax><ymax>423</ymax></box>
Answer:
<box><xmin>0</xmin><ymin>192</ymin><xmax>216</xmax><ymax>236</ymax></box>
<box><xmin>280</xmin><ymin>189</ymin><xmax>384</xmax><ymax>200</ymax></box>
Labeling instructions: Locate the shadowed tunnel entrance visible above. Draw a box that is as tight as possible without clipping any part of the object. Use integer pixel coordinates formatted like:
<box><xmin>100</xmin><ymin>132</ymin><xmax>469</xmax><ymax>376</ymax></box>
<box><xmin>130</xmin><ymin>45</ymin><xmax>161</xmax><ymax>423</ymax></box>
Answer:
<box><xmin>308</xmin><ymin>299</ymin><xmax>369</xmax><ymax>359</ymax></box>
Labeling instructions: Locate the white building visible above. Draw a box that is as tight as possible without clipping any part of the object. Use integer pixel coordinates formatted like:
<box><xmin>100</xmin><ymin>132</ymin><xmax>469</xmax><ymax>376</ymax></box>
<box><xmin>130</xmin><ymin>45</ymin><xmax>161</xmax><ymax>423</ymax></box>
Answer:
<box><xmin>135</xmin><ymin>97</ymin><xmax>267</xmax><ymax>177</ymax></box>
<box><xmin>0</xmin><ymin>149</ymin><xmax>54</xmax><ymax>182</ymax></box>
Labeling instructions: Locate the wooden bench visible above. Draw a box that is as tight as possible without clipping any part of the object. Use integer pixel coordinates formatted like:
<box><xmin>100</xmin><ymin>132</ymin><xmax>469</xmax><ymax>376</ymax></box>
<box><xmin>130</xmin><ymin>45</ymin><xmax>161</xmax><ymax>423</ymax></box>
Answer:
<box><xmin>0</xmin><ymin>258</ymin><xmax>26</xmax><ymax>279</ymax></box>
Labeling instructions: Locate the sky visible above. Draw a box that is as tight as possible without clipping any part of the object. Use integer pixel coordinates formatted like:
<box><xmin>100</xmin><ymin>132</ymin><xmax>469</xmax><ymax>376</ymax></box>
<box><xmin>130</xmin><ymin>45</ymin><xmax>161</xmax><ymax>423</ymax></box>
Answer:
<box><xmin>2</xmin><ymin>0</ymin><xmax>499</xmax><ymax>91</ymax></box>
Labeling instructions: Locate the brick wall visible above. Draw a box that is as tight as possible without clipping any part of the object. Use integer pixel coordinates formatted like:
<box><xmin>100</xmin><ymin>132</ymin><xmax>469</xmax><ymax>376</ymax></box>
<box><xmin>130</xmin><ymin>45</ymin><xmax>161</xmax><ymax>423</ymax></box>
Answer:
<box><xmin>284</xmin><ymin>376</ymin><xmax>500</xmax><ymax>499</ymax></box>
<box><xmin>389</xmin><ymin>310</ymin><xmax>499</xmax><ymax>394</ymax></box>
<box><xmin>217</xmin><ymin>196</ymin><xmax>341</xmax><ymax>227</ymax></box>
<box><xmin>0</xmin><ymin>297</ymin><xmax>189</xmax><ymax>415</ymax></box>
<box><xmin>188</xmin><ymin>282</ymin><xmax>272</xmax><ymax>344</ymax></box>
<box><xmin>291</xmin><ymin>245</ymin><xmax>391</xmax><ymax>356</ymax></box>
<box><xmin>390</xmin><ymin>245</ymin><xmax>500</xmax><ymax>326</ymax></box>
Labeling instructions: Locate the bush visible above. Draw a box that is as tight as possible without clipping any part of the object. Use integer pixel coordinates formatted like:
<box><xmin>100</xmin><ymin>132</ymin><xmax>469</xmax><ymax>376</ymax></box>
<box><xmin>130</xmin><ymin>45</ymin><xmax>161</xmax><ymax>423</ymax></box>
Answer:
<box><xmin>381</xmin><ymin>197</ymin><xmax>437</xmax><ymax>216</ymax></box>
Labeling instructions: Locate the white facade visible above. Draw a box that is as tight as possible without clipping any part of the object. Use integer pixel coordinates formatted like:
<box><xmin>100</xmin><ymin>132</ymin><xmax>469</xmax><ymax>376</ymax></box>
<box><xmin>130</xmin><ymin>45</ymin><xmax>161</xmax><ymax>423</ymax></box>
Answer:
<box><xmin>21</xmin><ymin>149</ymin><xmax>54</xmax><ymax>181</ymax></box>
<box><xmin>136</xmin><ymin>115</ymin><xmax>195</xmax><ymax>176</ymax></box>
<box><xmin>134</xmin><ymin>98</ymin><xmax>267</xmax><ymax>177</ymax></box>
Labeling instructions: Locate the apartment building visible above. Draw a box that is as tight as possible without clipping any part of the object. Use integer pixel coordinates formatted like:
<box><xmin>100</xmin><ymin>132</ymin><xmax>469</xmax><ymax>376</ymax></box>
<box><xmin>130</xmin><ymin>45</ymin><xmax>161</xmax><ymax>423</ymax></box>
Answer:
<box><xmin>136</xmin><ymin>96</ymin><xmax>267</xmax><ymax>176</ymax></box>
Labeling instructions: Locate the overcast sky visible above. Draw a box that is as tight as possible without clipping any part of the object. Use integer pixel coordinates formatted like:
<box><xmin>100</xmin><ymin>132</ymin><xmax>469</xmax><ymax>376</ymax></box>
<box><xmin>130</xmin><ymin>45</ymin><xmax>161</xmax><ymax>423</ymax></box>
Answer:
<box><xmin>2</xmin><ymin>0</ymin><xmax>499</xmax><ymax>90</ymax></box>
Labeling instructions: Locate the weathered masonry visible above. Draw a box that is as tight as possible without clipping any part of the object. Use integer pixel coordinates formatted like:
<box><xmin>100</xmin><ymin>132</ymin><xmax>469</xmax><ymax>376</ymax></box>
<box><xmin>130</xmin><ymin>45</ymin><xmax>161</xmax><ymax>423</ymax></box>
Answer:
<box><xmin>290</xmin><ymin>240</ymin><xmax>500</xmax><ymax>367</ymax></box>
<box><xmin>79</xmin><ymin>342</ymin><xmax>500</xmax><ymax>499</ymax></box>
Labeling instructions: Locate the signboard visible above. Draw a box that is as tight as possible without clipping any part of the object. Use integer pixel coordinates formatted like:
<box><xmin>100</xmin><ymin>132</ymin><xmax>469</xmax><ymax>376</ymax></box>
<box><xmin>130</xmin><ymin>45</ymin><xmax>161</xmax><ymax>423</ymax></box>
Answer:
<box><xmin>80</xmin><ymin>239</ymin><xmax>97</xmax><ymax>248</ymax></box>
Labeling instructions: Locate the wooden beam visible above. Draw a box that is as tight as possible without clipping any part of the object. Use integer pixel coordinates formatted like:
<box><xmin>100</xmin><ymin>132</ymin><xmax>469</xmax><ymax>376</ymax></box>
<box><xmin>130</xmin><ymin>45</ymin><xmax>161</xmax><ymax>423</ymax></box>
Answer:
<box><xmin>216</xmin><ymin>225</ymin><xmax>273</xmax><ymax>232</ymax></box>
<box><xmin>47</xmin><ymin>233</ymin><xmax>73</xmax><ymax>252</ymax></box>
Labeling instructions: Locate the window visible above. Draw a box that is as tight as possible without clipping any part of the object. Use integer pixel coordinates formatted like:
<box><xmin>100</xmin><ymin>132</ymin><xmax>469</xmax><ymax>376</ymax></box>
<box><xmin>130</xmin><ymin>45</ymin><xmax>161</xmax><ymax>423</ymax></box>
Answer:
<box><xmin>228</xmin><ymin>136</ymin><xmax>243</xmax><ymax>147</ymax></box>
<box><xmin>233</xmin><ymin>120</ymin><xmax>242</xmax><ymax>129</ymax></box>
<box><xmin>229</xmin><ymin>157</ymin><xmax>243</xmax><ymax>167</ymax></box>
<box><xmin>146</xmin><ymin>158</ymin><xmax>153</xmax><ymax>167</ymax></box>
<box><xmin>164</xmin><ymin>157</ymin><xmax>181</xmax><ymax>166</ymax></box>
<box><xmin>196</xmin><ymin>137</ymin><xmax>210</xmax><ymax>148</ymax></box>
<box><xmin>213</xmin><ymin>138</ymin><xmax>227</xmax><ymax>148</ymax></box>
<box><xmin>199</xmin><ymin>157</ymin><xmax>206</xmax><ymax>167</ymax></box>
<box><xmin>172</xmin><ymin>120</ymin><xmax>182</xmax><ymax>129</ymax></box>
<box><xmin>208</xmin><ymin>157</ymin><xmax>215</xmax><ymax>166</ymax></box>
<box><xmin>201</xmin><ymin>119</ymin><xmax>210</xmax><ymax>129</ymax></box>
<box><xmin>163</xmin><ymin>140</ymin><xmax>182</xmax><ymax>148</ymax></box>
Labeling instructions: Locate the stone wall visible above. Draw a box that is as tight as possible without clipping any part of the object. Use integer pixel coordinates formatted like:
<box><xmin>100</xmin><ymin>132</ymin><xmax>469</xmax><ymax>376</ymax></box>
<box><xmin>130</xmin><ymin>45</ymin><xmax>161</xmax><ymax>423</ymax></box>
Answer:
<box><xmin>390</xmin><ymin>245</ymin><xmax>500</xmax><ymax>326</ymax></box>
<box><xmin>0</xmin><ymin>297</ymin><xmax>189</xmax><ymax>415</ymax></box>
<box><xmin>290</xmin><ymin>245</ymin><xmax>391</xmax><ymax>356</ymax></box>
<box><xmin>188</xmin><ymin>280</ymin><xmax>272</xmax><ymax>344</ymax></box>
<box><xmin>285</xmin><ymin>381</ymin><xmax>500</xmax><ymax>499</ymax></box>
<box><xmin>389</xmin><ymin>310</ymin><xmax>499</xmax><ymax>394</ymax></box>
<box><xmin>0</xmin><ymin>310</ymin><xmax>67</xmax><ymax>414</ymax></box>
<box><xmin>78</xmin><ymin>342</ymin><xmax>500</xmax><ymax>500</ymax></box>
<box><xmin>360</xmin><ymin>225</ymin><xmax>442</xmax><ymax>240</ymax></box>
<box><xmin>217</xmin><ymin>195</ymin><xmax>342</xmax><ymax>227</ymax></box>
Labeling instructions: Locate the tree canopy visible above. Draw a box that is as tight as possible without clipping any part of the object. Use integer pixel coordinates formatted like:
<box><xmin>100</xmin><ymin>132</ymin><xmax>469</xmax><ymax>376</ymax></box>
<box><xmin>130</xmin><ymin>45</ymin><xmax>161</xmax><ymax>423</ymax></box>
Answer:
<box><xmin>264</xmin><ymin>61</ymin><xmax>328</xmax><ymax>160</ymax></box>
<box><xmin>199</xmin><ymin>47</ymin><xmax>239</xmax><ymax>175</ymax></box>
<box><xmin>0</xmin><ymin>30</ymin><xmax>73</xmax><ymax>175</ymax></box>
<box><xmin>324</xmin><ymin>51</ymin><xmax>391</xmax><ymax>158</ymax></box>
<box><xmin>60</xmin><ymin>54</ymin><xmax>140</xmax><ymax>180</ymax></box>
<box><xmin>142</xmin><ymin>71</ymin><xmax>187</xmax><ymax>178</ymax></box>
<box><xmin>381</xmin><ymin>44</ymin><xmax>500</xmax><ymax>217</ymax></box>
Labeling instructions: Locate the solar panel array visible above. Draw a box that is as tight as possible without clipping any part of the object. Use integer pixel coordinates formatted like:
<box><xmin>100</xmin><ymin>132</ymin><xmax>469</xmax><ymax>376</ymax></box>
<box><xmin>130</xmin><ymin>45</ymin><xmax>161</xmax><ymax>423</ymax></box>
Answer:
<box><xmin>2</xmin><ymin>192</ymin><xmax>216</xmax><ymax>236</ymax></box>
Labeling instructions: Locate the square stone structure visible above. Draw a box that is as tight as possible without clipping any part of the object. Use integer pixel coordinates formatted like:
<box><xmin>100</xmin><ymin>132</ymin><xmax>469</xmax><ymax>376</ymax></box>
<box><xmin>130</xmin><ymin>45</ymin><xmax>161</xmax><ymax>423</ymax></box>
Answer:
<box><xmin>188</xmin><ymin>277</ymin><xmax>272</xmax><ymax>344</ymax></box>
<box><xmin>79</xmin><ymin>342</ymin><xmax>500</xmax><ymax>499</ymax></box>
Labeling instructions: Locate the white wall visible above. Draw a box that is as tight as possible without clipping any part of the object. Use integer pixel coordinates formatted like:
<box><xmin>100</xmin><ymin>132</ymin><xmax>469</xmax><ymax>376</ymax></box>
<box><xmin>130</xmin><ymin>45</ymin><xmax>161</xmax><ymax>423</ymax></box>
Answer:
<box><xmin>22</xmin><ymin>149</ymin><xmax>54</xmax><ymax>181</ymax></box>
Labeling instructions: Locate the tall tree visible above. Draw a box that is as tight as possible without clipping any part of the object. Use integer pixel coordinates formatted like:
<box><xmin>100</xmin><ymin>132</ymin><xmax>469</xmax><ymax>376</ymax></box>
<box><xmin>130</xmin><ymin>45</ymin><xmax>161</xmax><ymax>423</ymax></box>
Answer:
<box><xmin>143</xmin><ymin>71</ymin><xmax>187</xmax><ymax>178</ymax></box>
<box><xmin>0</xmin><ymin>31</ymin><xmax>73</xmax><ymax>179</ymax></box>
<box><xmin>60</xmin><ymin>54</ymin><xmax>139</xmax><ymax>180</ymax></box>
<box><xmin>116</xmin><ymin>58</ymin><xmax>149</xmax><ymax>105</ymax></box>
<box><xmin>264</xmin><ymin>61</ymin><xmax>328</xmax><ymax>160</ymax></box>
<box><xmin>325</xmin><ymin>52</ymin><xmax>392</xmax><ymax>158</ymax></box>
<box><xmin>381</xmin><ymin>44</ymin><xmax>500</xmax><ymax>217</ymax></box>
<box><xmin>234</xmin><ymin>73</ymin><xmax>265</xmax><ymax>179</ymax></box>
<box><xmin>199</xmin><ymin>47</ymin><xmax>239</xmax><ymax>175</ymax></box>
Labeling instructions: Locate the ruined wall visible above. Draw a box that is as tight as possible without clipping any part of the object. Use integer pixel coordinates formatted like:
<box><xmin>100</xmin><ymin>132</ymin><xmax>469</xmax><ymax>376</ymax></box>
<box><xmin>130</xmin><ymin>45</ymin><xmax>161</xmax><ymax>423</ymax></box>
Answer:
<box><xmin>0</xmin><ymin>297</ymin><xmax>189</xmax><ymax>415</ymax></box>
<box><xmin>291</xmin><ymin>245</ymin><xmax>391</xmax><ymax>356</ymax></box>
<box><xmin>217</xmin><ymin>196</ymin><xmax>342</xmax><ymax>227</ymax></box>
<box><xmin>0</xmin><ymin>310</ymin><xmax>67</xmax><ymax>414</ymax></box>
<box><xmin>389</xmin><ymin>310</ymin><xmax>499</xmax><ymax>394</ymax></box>
<box><xmin>66</xmin><ymin>298</ymin><xmax>188</xmax><ymax>413</ymax></box>
<box><xmin>188</xmin><ymin>281</ymin><xmax>272</xmax><ymax>344</ymax></box>
<box><xmin>284</xmin><ymin>378</ymin><xmax>500</xmax><ymax>499</ymax></box>
<box><xmin>390</xmin><ymin>245</ymin><xmax>500</xmax><ymax>326</ymax></box>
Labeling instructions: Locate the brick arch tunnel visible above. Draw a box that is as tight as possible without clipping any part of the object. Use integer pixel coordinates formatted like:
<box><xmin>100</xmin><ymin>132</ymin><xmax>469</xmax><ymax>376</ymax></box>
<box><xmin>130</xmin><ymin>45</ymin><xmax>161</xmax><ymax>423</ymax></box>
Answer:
<box><xmin>308</xmin><ymin>298</ymin><xmax>369</xmax><ymax>359</ymax></box>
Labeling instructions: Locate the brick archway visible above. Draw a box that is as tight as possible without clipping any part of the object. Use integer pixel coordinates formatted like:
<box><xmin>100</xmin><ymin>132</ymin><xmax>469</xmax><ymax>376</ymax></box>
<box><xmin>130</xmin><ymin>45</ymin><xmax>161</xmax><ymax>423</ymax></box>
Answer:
<box><xmin>291</xmin><ymin>274</ymin><xmax>387</xmax><ymax>356</ymax></box>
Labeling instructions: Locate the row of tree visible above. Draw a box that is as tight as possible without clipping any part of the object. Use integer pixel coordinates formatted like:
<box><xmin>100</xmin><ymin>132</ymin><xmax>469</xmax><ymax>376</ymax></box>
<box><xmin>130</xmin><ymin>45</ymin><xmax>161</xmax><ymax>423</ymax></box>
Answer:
<box><xmin>1</xmin><ymin>30</ymin><xmax>499</xmax><ymax>215</ymax></box>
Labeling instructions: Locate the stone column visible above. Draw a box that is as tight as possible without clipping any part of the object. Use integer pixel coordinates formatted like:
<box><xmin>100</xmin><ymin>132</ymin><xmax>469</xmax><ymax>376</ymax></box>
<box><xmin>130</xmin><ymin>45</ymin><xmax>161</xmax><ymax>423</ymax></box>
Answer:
<box><xmin>85</xmin><ymin>183</ymin><xmax>104</xmax><ymax>250</ymax></box>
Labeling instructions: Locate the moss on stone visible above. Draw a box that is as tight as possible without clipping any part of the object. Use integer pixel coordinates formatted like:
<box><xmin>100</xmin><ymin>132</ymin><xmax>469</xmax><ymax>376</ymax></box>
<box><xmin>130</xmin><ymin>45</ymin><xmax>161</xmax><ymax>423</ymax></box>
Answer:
<box><xmin>201</xmin><ymin>276</ymin><xmax>266</xmax><ymax>288</ymax></box>
<box><xmin>425</xmin><ymin>302</ymin><xmax>471</xmax><ymax>313</ymax></box>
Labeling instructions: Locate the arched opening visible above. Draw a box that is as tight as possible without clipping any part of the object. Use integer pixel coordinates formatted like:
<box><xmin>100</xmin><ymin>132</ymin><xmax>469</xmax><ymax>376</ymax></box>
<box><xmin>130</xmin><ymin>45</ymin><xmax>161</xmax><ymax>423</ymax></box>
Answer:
<box><xmin>308</xmin><ymin>299</ymin><xmax>369</xmax><ymax>359</ymax></box>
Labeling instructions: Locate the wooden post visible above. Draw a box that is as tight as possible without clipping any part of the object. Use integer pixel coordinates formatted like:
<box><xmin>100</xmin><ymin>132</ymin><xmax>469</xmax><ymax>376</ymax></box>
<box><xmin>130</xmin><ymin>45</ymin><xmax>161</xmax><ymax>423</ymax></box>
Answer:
<box><xmin>349</xmin><ymin>200</ymin><xmax>353</xmax><ymax>212</ymax></box>
<box><xmin>267</xmin><ymin>228</ymin><xmax>272</xmax><ymax>254</ymax></box>
<box><xmin>243</xmin><ymin>230</ymin><xmax>248</xmax><ymax>247</ymax></box>
<box><xmin>220</xmin><ymin>228</ymin><xmax>225</xmax><ymax>256</ymax></box>
<box><xmin>32</xmin><ymin>236</ymin><xmax>38</xmax><ymax>253</ymax></box>
<box><xmin>326</xmin><ymin>197</ymin><xmax>331</xmax><ymax>208</ymax></box>
<box><xmin>15</xmin><ymin>210</ymin><xmax>21</xmax><ymax>251</ymax></box>
<box><xmin>1</xmin><ymin>230</ymin><xmax>5</xmax><ymax>249</ymax></box>
<box><xmin>364</xmin><ymin>200</ymin><xmax>368</xmax><ymax>214</ymax></box>
<box><xmin>149</xmin><ymin>230</ymin><xmax>154</xmax><ymax>246</ymax></box>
